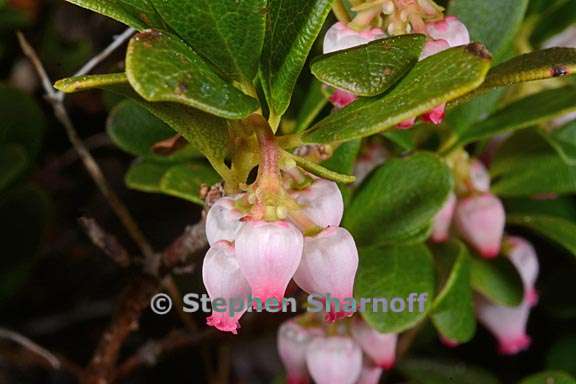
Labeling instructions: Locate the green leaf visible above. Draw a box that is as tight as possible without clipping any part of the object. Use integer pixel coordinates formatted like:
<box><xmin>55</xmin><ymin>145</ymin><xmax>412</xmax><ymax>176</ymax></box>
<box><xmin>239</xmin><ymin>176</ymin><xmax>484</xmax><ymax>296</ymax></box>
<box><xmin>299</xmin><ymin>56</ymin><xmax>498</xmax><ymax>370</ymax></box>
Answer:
<box><xmin>126</xmin><ymin>31</ymin><xmax>259</xmax><ymax>119</ymax></box>
<box><xmin>107</xmin><ymin>100</ymin><xmax>200</xmax><ymax>162</ymax></box>
<box><xmin>149</xmin><ymin>0</ymin><xmax>266</xmax><ymax>84</ymax></box>
<box><xmin>545</xmin><ymin>120</ymin><xmax>576</xmax><ymax>165</ymax></box>
<box><xmin>0</xmin><ymin>185</ymin><xmax>51</xmax><ymax>303</ymax></box>
<box><xmin>125</xmin><ymin>159</ymin><xmax>167</xmax><ymax>192</ymax></box>
<box><xmin>0</xmin><ymin>144</ymin><xmax>28</xmax><ymax>193</ymax></box>
<box><xmin>508</xmin><ymin>214</ymin><xmax>576</xmax><ymax>260</ymax></box>
<box><xmin>470</xmin><ymin>256</ymin><xmax>524</xmax><ymax>306</ymax></box>
<box><xmin>159</xmin><ymin>163</ymin><xmax>220</xmax><ymax>204</ymax></box>
<box><xmin>304</xmin><ymin>44</ymin><xmax>492</xmax><ymax>144</ymax></box>
<box><xmin>286</xmin><ymin>152</ymin><xmax>356</xmax><ymax>184</ymax></box>
<box><xmin>355</xmin><ymin>244</ymin><xmax>435</xmax><ymax>333</ymax></box>
<box><xmin>54</xmin><ymin>78</ymin><xmax>231</xmax><ymax>176</ymax></box>
<box><xmin>344</xmin><ymin>152</ymin><xmax>453</xmax><ymax>247</ymax></box>
<box><xmin>456</xmin><ymin>86</ymin><xmax>576</xmax><ymax>146</ymax></box>
<box><xmin>480</xmin><ymin>48</ymin><xmax>576</xmax><ymax>91</ymax></box>
<box><xmin>448</xmin><ymin>0</ymin><xmax>528</xmax><ymax>61</ymax></box>
<box><xmin>63</xmin><ymin>0</ymin><xmax>166</xmax><ymax>30</ymax></box>
<box><xmin>55</xmin><ymin>73</ymin><xmax>128</xmax><ymax>93</ymax></box>
<box><xmin>294</xmin><ymin>80</ymin><xmax>329</xmax><ymax>132</ymax></box>
<box><xmin>398</xmin><ymin>358</ymin><xmax>500</xmax><ymax>384</ymax></box>
<box><xmin>505</xmin><ymin>196</ymin><xmax>576</xmax><ymax>222</ymax></box>
<box><xmin>126</xmin><ymin>160</ymin><xmax>219</xmax><ymax>204</ymax></box>
<box><xmin>520</xmin><ymin>371</ymin><xmax>576</xmax><ymax>384</ymax></box>
<box><xmin>261</xmin><ymin>0</ymin><xmax>334</xmax><ymax>125</ymax></box>
<box><xmin>310</xmin><ymin>34</ymin><xmax>425</xmax><ymax>97</ymax></box>
<box><xmin>491</xmin><ymin>130</ymin><xmax>576</xmax><ymax>197</ymax></box>
<box><xmin>430</xmin><ymin>241</ymin><xmax>476</xmax><ymax>343</ymax></box>
<box><xmin>547</xmin><ymin>336</ymin><xmax>576</xmax><ymax>377</ymax></box>
<box><xmin>0</xmin><ymin>85</ymin><xmax>45</xmax><ymax>159</ymax></box>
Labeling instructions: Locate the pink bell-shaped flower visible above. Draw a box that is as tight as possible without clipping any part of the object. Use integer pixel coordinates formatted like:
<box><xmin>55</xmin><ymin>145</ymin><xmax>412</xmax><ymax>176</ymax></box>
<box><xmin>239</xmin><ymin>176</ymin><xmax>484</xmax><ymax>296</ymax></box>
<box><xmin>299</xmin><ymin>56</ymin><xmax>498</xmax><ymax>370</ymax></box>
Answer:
<box><xmin>426</xmin><ymin>16</ymin><xmax>470</xmax><ymax>47</ymax></box>
<box><xmin>205</xmin><ymin>195</ymin><xmax>245</xmax><ymax>246</ymax></box>
<box><xmin>235</xmin><ymin>220</ymin><xmax>303</xmax><ymax>303</ymax></box>
<box><xmin>329</xmin><ymin>88</ymin><xmax>358</xmax><ymax>109</ymax></box>
<box><xmin>505</xmin><ymin>237</ymin><xmax>540</xmax><ymax>306</ymax></box>
<box><xmin>277</xmin><ymin>320</ymin><xmax>324</xmax><ymax>384</ymax></box>
<box><xmin>323</xmin><ymin>22</ymin><xmax>385</xmax><ymax>54</ymax></box>
<box><xmin>421</xmin><ymin>103</ymin><xmax>446</xmax><ymax>125</ymax></box>
<box><xmin>476</xmin><ymin>295</ymin><xmax>532</xmax><ymax>355</ymax></box>
<box><xmin>469</xmin><ymin>159</ymin><xmax>491</xmax><ymax>193</ymax></box>
<box><xmin>350</xmin><ymin>318</ymin><xmax>397</xmax><ymax>369</ymax></box>
<box><xmin>431</xmin><ymin>192</ymin><xmax>456</xmax><ymax>243</ymax></box>
<box><xmin>306</xmin><ymin>336</ymin><xmax>363</xmax><ymax>384</ymax></box>
<box><xmin>293</xmin><ymin>179</ymin><xmax>344</xmax><ymax>228</ymax></box>
<box><xmin>356</xmin><ymin>358</ymin><xmax>384</xmax><ymax>384</ymax></box>
<box><xmin>454</xmin><ymin>193</ymin><xmax>506</xmax><ymax>258</ymax></box>
<box><xmin>202</xmin><ymin>241</ymin><xmax>251</xmax><ymax>334</ymax></box>
<box><xmin>293</xmin><ymin>227</ymin><xmax>358</xmax><ymax>321</ymax></box>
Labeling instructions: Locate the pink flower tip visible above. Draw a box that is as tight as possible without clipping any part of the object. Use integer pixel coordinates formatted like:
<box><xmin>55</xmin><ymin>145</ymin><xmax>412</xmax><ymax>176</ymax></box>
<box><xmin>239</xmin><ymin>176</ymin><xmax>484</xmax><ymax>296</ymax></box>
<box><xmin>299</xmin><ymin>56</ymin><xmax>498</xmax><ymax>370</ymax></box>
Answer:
<box><xmin>526</xmin><ymin>288</ymin><xmax>539</xmax><ymax>307</ymax></box>
<box><xmin>378</xmin><ymin>359</ymin><xmax>395</xmax><ymax>370</ymax></box>
<box><xmin>287</xmin><ymin>376</ymin><xmax>309</xmax><ymax>384</ymax></box>
<box><xmin>329</xmin><ymin>89</ymin><xmax>357</xmax><ymax>109</ymax></box>
<box><xmin>206</xmin><ymin>315</ymin><xmax>240</xmax><ymax>334</ymax></box>
<box><xmin>498</xmin><ymin>334</ymin><xmax>531</xmax><ymax>355</ymax></box>
<box><xmin>397</xmin><ymin>117</ymin><xmax>416</xmax><ymax>130</ymax></box>
<box><xmin>480</xmin><ymin>246</ymin><xmax>501</xmax><ymax>259</ymax></box>
<box><xmin>440</xmin><ymin>336</ymin><xmax>459</xmax><ymax>348</ymax></box>
<box><xmin>421</xmin><ymin>104</ymin><xmax>446</xmax><ymax>125</ymax></box>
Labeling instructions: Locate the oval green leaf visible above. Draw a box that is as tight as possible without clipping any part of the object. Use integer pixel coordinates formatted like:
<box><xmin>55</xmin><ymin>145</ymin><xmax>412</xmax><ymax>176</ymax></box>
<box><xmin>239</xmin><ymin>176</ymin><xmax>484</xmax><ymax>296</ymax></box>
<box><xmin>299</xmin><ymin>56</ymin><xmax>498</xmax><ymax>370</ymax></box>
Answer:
<box><xmin>470</xmin><ymin>256</ymin><xmax>524</xmax><ymax>307</ymax></box>
<box><xmin>355</xmin><ymin>244</ymin><xmax>435</xmax><ymax>333</ymax></box>
<box><xmin>545</xmin><ymin>120</ymin><xmax>576</xmax><ymax>166</ymax></box>
<box><xmin>126</xmin><ymin>30</ymin><xmax>259</xmax><ymax>119</ymax></box>
<box><xmin>343</xmin><ymin>152</ymin><xmax>453</xmax><ymax>247</ymax></box>
<box><xmin>149</xmin><ymin>0</ymin><xmax>266</xmax><ymax>84</ymax></box>
<box><xmin>398</xmin><ymin>358</ymin><xmax>500</xmax><ymax>384</ymax></box>
<box><xmin>520</xmin><ymin>371</ymin><xmax>576</xmax><ymax>384</ymax></box>
<box><xmin>430</xmin><ymin>240</ymin><xmax>476</xmax><ymax>343</ymax></box>
<box><xmin>310</xmin><ymin>34</ymin><xmax>425</xmax><ymax>97</ymax></box>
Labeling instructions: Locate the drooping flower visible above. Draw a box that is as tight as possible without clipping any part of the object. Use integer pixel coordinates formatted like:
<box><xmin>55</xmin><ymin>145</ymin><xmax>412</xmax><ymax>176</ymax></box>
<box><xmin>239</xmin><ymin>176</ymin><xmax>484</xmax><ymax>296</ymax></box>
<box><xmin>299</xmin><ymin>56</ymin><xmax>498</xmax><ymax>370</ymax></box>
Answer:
<box><xmin>476</xmin><ymin>296</ymin><xmax>532</xmax><ymax>355</ymax></box>
<box><xmin>426</xmin><ymin>16</ymin><xmax>471</xmax><ymax>48</ymax></box>
<box><xmin>306</xmin><ymin>336</ymin><xmax>363</xmax><ymax>384</ymax></box>
<box><xmin>235</xmin><ymin>220</ymin><xmax>303</xmax><ymax>303</ymax></box>
<box><xmin>292</xmin><ymin>179</ymin><xmax>344</xmax><ymax>228</ymax></box>
<box><xmin>356</xmin><ymin>358</ymin><xmax>384</xmax><ymax>384</ymax></box>
<box><xmin>454</xmin><ymin>193</ymin><xmax>506</xmax><ymax>258</ymax></box>
<box><xmin>468</xmin><ymin>158</ymin><xmax>491</xmax><ymax>193</ymax></box>
<box><xmin>202</xmin><ymin>241</ymin><xmax>251</xmax><ymax>334</ymax></box>
<box><xmin>323</xmin><ymin>22</ymin><xmax>385</xmax><ymax>54</ymax></box>
<box><xmin>431</xmin><ymin>192</ymin><xmax>456</xmax><ymax>243</ymax></box>
<box><xmin>506</xmin><ymin>236</ymin><xmax>540</xmax><ymax>306</ymax></box>
<box><xmin>205</xmin><ymin>195</ymin><xmax>245</xmax><ymax>246</ymax></box>
<box><xmin>277</xmin><ymin>320</ymin><xmax>324</xmax><ymax>384</ymax></box>
<box><xmin>293</xmin><ymin>227</ymin><xmax>358</xmax><ymax>321</ymax></box>
<box><xmin>329</xmin><ymin>88</ymin><xmax>358</xmax><ymax>109</ymax></box>
<box><xmin>350</xmin><ymin>318</ymin><xmax>397</xmax><ymax>369</ymax></box>
<box><xmin>476</xmin><ymin>238</ymin><xmax>539</xmax><ymax>355</ymax></box>
<box><xmin>420</xmin><ymin>103</ymin><xmax>446</xmax><ymax>125</ymax></box>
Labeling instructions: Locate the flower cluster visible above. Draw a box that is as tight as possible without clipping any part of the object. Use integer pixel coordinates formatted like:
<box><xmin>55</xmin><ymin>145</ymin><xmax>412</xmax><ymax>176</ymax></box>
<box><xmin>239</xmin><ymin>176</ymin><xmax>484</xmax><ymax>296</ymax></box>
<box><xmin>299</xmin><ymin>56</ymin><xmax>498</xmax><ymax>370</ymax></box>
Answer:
<box><xmin>431</xmin><ymin>154</ymin><xmax>540</xmax><ymax>354</ymax></box>
<box><xmin>202</xmin><ymin>175</ymin><xmax>359</xmax><ymax>334</ymax></box>
<box><xmin>322</xmin><ymin>11</ymin><xmax>470</xmax><ymax>128</ymax></box>
<box><xmin>277</xmin><ymin>315</ymin><xmax>397</xmax><ymax>384</ymax></box>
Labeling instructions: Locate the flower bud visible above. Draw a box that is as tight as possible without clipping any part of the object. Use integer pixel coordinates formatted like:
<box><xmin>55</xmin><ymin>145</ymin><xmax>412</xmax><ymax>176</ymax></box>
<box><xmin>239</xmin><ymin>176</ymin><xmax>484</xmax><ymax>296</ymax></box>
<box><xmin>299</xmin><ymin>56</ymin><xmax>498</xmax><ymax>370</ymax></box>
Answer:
<box><xmin>277</xmin><ymin>320</ymin><xmax>323</xmax><ymax>384</ymax></box>
<box><xmin>202</xmin><ymin>241</ymin><xmax>251</xmax><ymax>334</ymax></box>
<box><xmin>323</xmin><ymin>22</ymin><xmax>385</xmax><ymax>54</ymax></box>
<box><xmin>293</xmin><ymin>227</ymin><xmax>358</xmax><ymax>321</ymax></box>
<box><xmin>505</xmin><ymin>236</ymin><xmax>539</xmax><ymax>306</ymax></box>
<box><xmin>306</xmin><ymin>336</ymin><xmax>363</xmax><ymax>384</ymax></box>
<box><xmin>469</xmin><ymin>159</ymin><xmax>491</xmax><ymax>192</ymax></box>
<box><xmin>454</xmin><ymin>193</ymin><xmax>505</xmax><ymax>258</ymax></box>
<box><xmin>421</xmin><ymin>103</ymin><xmax>446</xmax><ymax>125</ymax></box>
<box><xmin>476</xmin><ymin>296</ymin><xmax>532</xmax><ymax>355</ymax></box>
<box><xmin>426</xmin><ymin>16</ymin><xmax>470</xmax><ymax>47</ymax></box>
<box><xmin>357</xmin><ymin>359</ymin><xmax>384</xmax><ymax>384</ymax></box>
<box><xmin>350</xmin><ymin>318</ymin><xmax>397</xmax><ymax>369</ymax></box>
<box><xmin>235</xmin><ymin>220</ymin><xmax>303</xmax><ymax>303</ymax></box>
<box><xmin>205</xmin><ymin>195</ymin><xmax>245</xmax><ymax>246</ymax></box>
<box><xmin>431</xmin><ymin>192</ymin><xmax>456</xmax><ymax>243</ymax></box>
<box><xmin>329</xmin><ymin>88</ymin><xmax>358</xmax><ymax>109</ymax></box>
<box><xmin>396</xmin><ymin>117</ymin><xmax>417</xmax><ymax>130</ymax></box>
<box><xmin>293</xmin><ymin>179</ymin><xmax>344</xmax><ymax>228</ymax></box>
<box><xmin>420</xmin><ymin>38</ymin><xmax>450</xmax><ymax>59</ymax></box>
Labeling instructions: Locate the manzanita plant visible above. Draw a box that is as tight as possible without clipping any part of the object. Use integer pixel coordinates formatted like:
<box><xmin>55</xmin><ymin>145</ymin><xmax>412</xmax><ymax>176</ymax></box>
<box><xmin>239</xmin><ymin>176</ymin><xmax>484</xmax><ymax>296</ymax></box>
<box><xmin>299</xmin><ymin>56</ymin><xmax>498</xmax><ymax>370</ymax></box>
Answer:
<box><xmin>38</xmin><ymin>0</ymin><xmax>576</xmax><ymax>382</ymax></box>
